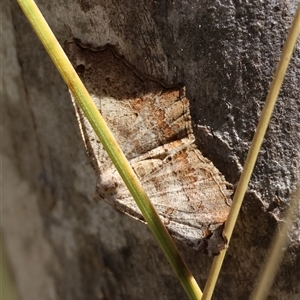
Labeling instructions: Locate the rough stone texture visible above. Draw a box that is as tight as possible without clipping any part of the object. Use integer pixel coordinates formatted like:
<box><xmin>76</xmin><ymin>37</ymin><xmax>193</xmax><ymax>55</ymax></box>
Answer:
<box><xmin>2</xmin><ymin>0</ymin><xmax>299</xmax><ymax>299</ymax></box>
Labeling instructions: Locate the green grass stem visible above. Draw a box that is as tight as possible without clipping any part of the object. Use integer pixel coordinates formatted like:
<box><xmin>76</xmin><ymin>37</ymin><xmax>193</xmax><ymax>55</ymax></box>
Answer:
<box><xmin>16</xmin><ymin>0</ymin><xmax>202</xmax><ymax>298</ymax></box>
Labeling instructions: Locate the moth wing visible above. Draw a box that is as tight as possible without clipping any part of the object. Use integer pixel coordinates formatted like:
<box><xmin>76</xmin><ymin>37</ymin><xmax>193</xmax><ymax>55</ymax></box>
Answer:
<box><xmin>98</xmin><ymin>144</ymin><xmax>232</xmax><ymax>249</ymax></box>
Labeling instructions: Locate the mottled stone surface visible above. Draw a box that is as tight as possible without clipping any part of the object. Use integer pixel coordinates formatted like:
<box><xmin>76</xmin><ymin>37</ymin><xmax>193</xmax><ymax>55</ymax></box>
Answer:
<box><xmin>2</xmin><ymin>1</ymin><xmax>299</xmax><ymax>299</ymax></box>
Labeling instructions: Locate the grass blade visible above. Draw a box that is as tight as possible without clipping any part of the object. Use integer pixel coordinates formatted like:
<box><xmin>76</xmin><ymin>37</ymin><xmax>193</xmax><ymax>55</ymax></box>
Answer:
<box><xmin>250</xmin><ymin>184</ymin><xmax>300</xmax><ymax>300</ymax></box>
<box><xmin>202</xmin><ymin>4</ymin><xmax>300</xmax><ymax>300</ymax></box>
<box><xmin>16</xmin><ymin>0</ymin><xmax>202</xmax><ymax>298</ymax></box>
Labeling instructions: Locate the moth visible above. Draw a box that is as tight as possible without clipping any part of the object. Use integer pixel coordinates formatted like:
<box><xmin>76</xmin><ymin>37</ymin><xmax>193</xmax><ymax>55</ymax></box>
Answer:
<box><xmin>65</xmin><ymin>40</ymin><xmax>233</xmax><ymax>255</ymax></box>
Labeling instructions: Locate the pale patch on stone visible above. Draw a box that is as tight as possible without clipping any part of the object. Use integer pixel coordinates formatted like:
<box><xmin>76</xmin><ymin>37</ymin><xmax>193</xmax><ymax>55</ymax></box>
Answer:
<box><xmin>65</xmin><ymin>40</ymin><xmax>233</xmax><ymax>255</ymax></box>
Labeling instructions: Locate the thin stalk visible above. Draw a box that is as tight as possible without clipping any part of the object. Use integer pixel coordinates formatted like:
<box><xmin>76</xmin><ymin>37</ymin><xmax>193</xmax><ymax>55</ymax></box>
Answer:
<box><xmin>202</xmin><ymin>4</ymin><xmax>300</xmax><ymax>300</ymax></box>
<box><xmin>250</xmin><ymin>184</ymin><xmax>300</xmax><ymax>300</ymax></box>
<box><xmin>16</xmin><ymin>0</ymin><xmax>202</xmax><ymax>298</ymax></box>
